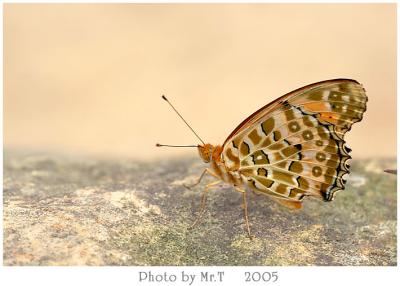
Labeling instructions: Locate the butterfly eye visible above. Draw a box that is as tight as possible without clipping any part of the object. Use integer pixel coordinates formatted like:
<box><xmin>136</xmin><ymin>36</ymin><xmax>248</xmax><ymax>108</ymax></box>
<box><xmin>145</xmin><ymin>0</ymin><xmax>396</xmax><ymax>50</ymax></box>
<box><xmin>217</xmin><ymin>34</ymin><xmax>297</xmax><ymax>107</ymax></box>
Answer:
<box><xmin>197</xmin><ymin>144</ymin><xmax>213</xmax><ymax>163</ymax></box>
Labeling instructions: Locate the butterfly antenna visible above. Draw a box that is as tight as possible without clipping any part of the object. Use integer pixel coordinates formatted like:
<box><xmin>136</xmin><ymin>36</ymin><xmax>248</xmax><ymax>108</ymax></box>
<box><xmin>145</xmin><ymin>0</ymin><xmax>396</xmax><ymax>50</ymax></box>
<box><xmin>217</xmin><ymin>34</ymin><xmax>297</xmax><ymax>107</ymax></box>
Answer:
<box><xmin>161</xmin><ymin>95</ymin><xmax>205</xmax><ymax>145</ymax></box>
<box><xmin>156</xmin><ymin>143</ymin><xmax>198</xmax><ymax>148</ymax></box>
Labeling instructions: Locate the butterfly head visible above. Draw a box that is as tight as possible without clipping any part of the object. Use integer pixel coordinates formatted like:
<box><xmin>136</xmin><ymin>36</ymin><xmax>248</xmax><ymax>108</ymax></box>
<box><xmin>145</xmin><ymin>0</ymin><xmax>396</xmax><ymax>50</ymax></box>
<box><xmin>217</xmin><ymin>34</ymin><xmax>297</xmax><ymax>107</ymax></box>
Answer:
<box><xmin>198</xmin><ymin>144</ymin><xmax>222</xmax><ymax>163</ymax></box>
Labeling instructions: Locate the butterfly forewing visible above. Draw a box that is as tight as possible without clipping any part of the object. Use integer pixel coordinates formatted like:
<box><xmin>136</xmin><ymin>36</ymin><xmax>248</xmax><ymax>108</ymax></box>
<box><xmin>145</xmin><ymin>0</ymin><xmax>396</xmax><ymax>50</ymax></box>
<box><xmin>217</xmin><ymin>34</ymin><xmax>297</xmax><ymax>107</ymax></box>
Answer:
<box><xmin>222</xmin><ymin>79</ymin><xmax>367</xmax><ymax>206</ymax></box>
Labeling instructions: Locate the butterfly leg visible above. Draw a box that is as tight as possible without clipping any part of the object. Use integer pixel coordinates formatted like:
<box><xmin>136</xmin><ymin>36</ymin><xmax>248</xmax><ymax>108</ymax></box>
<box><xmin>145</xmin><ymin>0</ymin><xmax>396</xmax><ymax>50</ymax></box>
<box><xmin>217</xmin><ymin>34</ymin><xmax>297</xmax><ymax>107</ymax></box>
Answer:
<box><xmin>183</xmin><ymin>168</ymin><xmax>219</xmax><ymax>190</ymax></box>
<box><xmin>235</xmin><ymin>188</ymin><xmax>254</xmax><ymax>239</ymax></box>
<box><xmin>188</xmin><ymin>180</ymin><xmax>221</xmax><ymax>230</ymax></box>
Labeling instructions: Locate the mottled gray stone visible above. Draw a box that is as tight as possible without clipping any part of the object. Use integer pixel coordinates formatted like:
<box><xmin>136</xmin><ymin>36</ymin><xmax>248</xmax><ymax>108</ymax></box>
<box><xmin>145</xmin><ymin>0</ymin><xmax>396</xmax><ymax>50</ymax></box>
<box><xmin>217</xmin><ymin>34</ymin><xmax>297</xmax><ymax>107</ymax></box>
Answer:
<box><xmin>3</xmin><ymin>150</ymin><xmax>397</xmax><ymax>265</ymax></box>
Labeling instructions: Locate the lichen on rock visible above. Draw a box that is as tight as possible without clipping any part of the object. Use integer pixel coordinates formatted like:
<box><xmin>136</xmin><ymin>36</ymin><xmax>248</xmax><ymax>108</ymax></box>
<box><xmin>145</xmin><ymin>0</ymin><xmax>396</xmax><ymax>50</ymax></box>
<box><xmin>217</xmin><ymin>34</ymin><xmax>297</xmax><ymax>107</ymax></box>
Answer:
<box><xmin>3</xmin><ymin>151</ymin><xmax>397</xmax><ymax>266</ymax></box>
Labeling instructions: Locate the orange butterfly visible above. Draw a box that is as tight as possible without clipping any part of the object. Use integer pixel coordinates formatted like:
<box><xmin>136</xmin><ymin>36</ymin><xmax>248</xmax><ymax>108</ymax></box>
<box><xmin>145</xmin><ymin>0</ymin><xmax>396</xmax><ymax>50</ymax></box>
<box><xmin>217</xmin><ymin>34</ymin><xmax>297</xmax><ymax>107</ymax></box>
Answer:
<box><xmin>158</xmin><ymin>79</ymin><xmax>367</xmax><ymax>238</ymax></box>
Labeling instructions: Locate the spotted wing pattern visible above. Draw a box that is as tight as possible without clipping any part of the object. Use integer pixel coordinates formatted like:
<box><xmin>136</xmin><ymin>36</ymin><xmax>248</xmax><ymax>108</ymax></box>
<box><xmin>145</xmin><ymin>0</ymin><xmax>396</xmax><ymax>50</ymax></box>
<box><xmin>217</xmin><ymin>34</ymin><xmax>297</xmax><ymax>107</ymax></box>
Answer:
<box><xmin>222</xmin><ymin>79</ymin><xmax>367</xmax><ymax>208</ymax></box>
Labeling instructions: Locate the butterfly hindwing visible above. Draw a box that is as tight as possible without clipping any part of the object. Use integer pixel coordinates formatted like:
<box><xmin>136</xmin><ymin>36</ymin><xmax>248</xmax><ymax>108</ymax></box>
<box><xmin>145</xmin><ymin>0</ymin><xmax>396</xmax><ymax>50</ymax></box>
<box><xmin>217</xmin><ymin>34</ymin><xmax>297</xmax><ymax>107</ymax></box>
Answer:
<box><xmin>222</xmin><ymin>79</ymin><xmax>367</xmax><ymax>206</ymax></box>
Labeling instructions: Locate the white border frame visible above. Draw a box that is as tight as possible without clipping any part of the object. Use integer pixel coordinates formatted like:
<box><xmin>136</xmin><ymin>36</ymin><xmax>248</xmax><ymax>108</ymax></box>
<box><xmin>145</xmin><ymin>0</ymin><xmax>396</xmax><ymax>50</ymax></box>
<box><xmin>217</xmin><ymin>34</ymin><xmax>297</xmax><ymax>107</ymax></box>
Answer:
<box><xmin>1</xmin><ymin>1</ymin><xmax>398</xmax><ymax>285</ymax></box>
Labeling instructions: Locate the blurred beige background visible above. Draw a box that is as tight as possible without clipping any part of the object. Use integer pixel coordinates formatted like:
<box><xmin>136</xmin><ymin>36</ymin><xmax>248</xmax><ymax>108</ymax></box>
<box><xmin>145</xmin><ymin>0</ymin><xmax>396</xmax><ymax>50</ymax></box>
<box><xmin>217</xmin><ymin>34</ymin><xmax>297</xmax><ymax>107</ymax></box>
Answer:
<box><xmin>4</xmin><ymin>4</ymin><xmax>396</xmax><ymax>160</ymax></box>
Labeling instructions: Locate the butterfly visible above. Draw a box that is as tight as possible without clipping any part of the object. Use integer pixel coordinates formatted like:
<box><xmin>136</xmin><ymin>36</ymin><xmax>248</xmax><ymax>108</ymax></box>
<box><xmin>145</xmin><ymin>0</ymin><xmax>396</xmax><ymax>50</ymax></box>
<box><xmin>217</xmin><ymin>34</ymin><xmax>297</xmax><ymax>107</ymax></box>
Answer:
<box><xmin>158</xmin><ymin>79</ymin><xmax>367</xmax><ymax>238</ymax></box>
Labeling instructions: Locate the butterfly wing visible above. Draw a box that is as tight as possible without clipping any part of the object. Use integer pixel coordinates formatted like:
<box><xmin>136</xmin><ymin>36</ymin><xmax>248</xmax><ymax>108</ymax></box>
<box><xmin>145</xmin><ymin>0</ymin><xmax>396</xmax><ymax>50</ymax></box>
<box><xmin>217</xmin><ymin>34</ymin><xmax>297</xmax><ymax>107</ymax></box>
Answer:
<box><xmin>222</xmin><ymin>79</ymin><xmax>367</xmax><ymax>207</ymax></box>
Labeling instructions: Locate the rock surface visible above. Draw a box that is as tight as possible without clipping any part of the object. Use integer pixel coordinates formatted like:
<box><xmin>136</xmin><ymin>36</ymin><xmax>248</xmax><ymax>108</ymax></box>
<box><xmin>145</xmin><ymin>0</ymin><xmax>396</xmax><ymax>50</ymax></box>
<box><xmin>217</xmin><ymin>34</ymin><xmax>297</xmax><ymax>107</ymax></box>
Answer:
<box><xmin>3</xmin><ymin>151</ymin><xmax>397</xmax><ymax>265</ymax></box>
